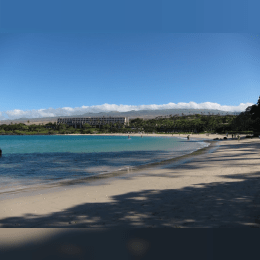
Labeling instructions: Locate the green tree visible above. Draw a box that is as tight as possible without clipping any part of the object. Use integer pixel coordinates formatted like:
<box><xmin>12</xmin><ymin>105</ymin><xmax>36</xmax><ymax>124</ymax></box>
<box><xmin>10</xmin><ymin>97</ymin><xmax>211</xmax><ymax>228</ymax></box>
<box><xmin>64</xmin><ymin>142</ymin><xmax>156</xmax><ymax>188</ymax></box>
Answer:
<box><xmin>83</xmin><ymin>123</ymin><xmax>92</xmax><ymax>129</ymax></box>
<box><xmin>248</xmin><ymin>96</ymin><xmax>260</xmax><ymax>133</ymax></box>
<box><xmin>58</xmin><ymin>123</ymin><xmax>67</xmax><ymax>131</ymax></box>
<box><xmin>103</xmin><ymin>124</ymin><xmax>110</xmax><ymax>131</ymax></box>
<box><xmin>48</xmin><ymin>130</ymin><xmax>54</xmax><ymax>135</ymax></box>
<box><xmin>231</xmin><ymin>107</ymin><xmax>253</xmax><ymax>132</ymax></box>
<box><xmin>250</xmin><ymin>96</ymin><xmax>260</xmax><ymax>120</ymax></box>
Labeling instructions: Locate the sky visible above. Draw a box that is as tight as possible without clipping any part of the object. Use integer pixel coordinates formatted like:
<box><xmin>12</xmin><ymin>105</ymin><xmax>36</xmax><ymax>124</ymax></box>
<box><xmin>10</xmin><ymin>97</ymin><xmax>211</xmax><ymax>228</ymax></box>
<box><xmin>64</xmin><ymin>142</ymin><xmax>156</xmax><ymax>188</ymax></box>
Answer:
<box><xmin>0</xmin><ymin>33</ymin><xmax>259</xmax><ymax>120</ymax></box>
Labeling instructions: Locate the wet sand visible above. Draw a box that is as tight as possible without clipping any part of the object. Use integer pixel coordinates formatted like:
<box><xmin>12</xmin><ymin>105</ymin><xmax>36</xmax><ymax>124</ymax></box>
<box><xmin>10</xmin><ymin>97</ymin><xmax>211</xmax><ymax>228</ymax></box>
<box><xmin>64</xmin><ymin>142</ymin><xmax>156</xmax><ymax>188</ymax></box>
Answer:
<box><xmin>1</xmin><ymin>134</ymin><xmax>260</xmax><ymax>234</ymax></box>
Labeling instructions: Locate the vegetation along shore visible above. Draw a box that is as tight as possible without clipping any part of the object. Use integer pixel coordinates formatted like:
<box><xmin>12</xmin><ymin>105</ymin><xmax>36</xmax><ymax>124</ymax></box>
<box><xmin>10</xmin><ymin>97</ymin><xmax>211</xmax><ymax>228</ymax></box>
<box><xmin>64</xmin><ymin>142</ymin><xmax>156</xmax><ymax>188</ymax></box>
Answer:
<box><xmin>0</xmin><ymin>96</ymin><xmax>259</xmax><ymax>136</ymax></box>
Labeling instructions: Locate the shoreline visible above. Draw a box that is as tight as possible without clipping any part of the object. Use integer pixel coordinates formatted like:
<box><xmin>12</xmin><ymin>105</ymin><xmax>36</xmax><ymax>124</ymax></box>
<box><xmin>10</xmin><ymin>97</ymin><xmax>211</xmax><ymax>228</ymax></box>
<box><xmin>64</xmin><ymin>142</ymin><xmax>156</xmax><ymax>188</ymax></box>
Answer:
<box><xmin>0</xmin><ymin>134</ymin><xmax>214</xmax><ymax>198</ymax></box>
<box><xmin>1</xmin><ymin>134</ymin><xmax>260</xmax><ymax>229</ymax></box>
<box><xmin>59</xmin><ymin>132</ymin><xmax>227</xmax><ymax>139</ymax></box>
<box><xmin>56</xmin><ymin>132</ymin><xmax>251</xmax><ymax>141</ymax></box>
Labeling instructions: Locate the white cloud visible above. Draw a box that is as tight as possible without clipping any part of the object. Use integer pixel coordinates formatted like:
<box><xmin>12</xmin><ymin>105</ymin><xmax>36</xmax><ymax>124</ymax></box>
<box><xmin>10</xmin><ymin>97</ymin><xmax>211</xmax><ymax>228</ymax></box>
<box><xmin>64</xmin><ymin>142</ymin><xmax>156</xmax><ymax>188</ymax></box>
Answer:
<box><xmin>0</xmin><ymin>111</ymin><xmax>6</xmax><ymax>120</ymax></box>
<box><xmin>0</xmin><ymin>102</ymin><xmax>254</xmax><ymax>120</ymax></box>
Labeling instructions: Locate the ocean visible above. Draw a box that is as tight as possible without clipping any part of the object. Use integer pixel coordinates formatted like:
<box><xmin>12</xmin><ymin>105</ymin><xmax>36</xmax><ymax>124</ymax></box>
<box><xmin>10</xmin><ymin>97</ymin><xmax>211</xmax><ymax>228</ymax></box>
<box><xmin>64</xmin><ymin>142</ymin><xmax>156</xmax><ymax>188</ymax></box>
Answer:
<box><xmin>0</xmin><ymin>135</ymin><xmax>209</xmax><ymax>193</ymax></box>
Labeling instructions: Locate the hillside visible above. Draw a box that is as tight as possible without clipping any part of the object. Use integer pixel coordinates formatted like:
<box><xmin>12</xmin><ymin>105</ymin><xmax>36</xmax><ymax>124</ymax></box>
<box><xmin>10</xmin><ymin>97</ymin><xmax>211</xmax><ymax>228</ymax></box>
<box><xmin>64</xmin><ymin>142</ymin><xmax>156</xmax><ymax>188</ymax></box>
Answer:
<box><xmin>0</xmin><ymin>108</ymin><xmax>240</xmax><ymax>125</ymax></box>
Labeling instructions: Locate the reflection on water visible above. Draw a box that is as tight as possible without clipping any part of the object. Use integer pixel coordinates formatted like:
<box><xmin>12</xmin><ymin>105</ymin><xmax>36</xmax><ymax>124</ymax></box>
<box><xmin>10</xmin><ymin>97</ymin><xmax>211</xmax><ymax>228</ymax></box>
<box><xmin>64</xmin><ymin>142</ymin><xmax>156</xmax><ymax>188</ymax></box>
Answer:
<box><xmin>0</xmin><ymin>136</ymin><xmax>209</xmax><ymax>193</ymax></box>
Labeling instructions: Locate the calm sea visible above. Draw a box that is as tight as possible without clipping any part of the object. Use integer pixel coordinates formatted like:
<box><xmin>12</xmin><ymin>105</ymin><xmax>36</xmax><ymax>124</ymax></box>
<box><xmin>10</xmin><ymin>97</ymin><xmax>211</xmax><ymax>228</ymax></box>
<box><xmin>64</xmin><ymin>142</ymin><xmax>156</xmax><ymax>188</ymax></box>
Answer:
<box><xmin>0</xmin><ymin>135</ymin><xmax>208</xmax><ymax>193</ymax></box>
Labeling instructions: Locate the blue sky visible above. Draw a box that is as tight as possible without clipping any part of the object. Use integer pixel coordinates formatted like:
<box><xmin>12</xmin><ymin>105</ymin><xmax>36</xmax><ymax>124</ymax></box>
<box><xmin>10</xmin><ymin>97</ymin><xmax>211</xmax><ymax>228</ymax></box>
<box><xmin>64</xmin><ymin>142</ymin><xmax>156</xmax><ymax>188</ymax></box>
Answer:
<box><xmin>0</xmin><ymin>33</ymin><xmax>259</xmax><ymax>119</ymax></box>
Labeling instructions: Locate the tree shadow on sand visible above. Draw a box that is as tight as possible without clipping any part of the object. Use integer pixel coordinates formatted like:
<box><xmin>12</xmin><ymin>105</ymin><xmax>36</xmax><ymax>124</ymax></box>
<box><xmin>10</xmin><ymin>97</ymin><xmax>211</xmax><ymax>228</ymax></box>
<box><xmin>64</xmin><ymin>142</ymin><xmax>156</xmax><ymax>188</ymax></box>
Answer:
<box><xmin>1</xmin><ymin>140</ymin><xmax>260</xmax><ymax>228</ymax></box>
<box><xmin>1</xmin><ymin>140</ymin><xmax>260</xmax><ymax>259</ymax></box>
<box><xmin>1</xmin><ymin>170</ymin><xmax>260</xmax><ymax>228</ymax></box>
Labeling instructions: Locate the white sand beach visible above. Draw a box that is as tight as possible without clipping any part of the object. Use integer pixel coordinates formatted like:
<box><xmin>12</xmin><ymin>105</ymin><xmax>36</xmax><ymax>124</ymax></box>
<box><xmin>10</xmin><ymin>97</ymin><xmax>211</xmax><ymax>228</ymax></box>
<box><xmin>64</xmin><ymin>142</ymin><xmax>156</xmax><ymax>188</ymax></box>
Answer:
<box><xmin>1</xmin><ymin>134</ymin><xmax>260</xmax><ymax>239</ymax></box>
<box><xmin>62</xmin><ymin>133</ymin><xmax>225</xmax><ymax>139</ymax></box>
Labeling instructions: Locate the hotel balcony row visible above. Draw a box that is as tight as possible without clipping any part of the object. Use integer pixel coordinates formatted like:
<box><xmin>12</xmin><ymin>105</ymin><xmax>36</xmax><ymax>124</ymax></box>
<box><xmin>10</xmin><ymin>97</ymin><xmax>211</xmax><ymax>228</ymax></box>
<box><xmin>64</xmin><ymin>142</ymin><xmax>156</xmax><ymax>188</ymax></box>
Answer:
<box><xmin>57</xmin><ymin>117</ymin><xmax>127</xmax><ymax>127</ymax></box>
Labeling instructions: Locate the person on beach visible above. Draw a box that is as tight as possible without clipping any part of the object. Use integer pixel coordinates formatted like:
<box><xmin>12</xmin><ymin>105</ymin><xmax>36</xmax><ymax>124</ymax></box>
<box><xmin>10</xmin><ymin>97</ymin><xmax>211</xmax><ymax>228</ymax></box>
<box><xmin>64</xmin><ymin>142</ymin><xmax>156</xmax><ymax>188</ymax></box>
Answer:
<box><xmin>232</xmin><ymin>134</ymin><xmax>233</xmax><ymax>139</ymax></box>
<box><xmin>187</xmin><ymin>135</ymin><xmax>190</xmax><ymax>140</ymax></box>
<box><xmin>238</xmin><ymin>135</ymin><xmax>240</xmax><ymax>141</ymax></box>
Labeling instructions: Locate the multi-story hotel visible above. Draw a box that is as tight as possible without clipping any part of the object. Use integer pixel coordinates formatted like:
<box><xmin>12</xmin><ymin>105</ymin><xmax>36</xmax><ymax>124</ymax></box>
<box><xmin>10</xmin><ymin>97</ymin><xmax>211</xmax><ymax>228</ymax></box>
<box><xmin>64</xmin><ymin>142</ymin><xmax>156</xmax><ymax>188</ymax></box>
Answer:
<box><xmin>57</xmin><ymin>117</ymin><xmax>127</xmax><ymax>128</ymax></box>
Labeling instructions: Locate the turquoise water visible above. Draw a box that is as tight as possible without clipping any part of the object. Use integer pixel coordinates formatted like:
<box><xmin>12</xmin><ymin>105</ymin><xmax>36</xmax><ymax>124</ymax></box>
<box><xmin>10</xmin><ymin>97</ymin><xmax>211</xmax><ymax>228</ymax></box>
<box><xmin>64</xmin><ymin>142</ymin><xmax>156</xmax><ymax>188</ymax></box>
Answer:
<box><xmin>0</xmin><ymin>135</ymin><xmax>191</xmax><ymax>154</ymax></box>
<box><xmin>0</xmin><ymin>135</ymin><xmax>208</xmax><ymax>193</ymax></box>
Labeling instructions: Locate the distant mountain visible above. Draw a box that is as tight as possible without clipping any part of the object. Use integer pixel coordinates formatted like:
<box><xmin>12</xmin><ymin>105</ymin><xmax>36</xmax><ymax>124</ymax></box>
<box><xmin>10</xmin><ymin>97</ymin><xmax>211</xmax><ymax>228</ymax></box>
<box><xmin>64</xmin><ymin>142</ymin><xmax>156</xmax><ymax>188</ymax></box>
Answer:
<box><xmin>0</xmin><ymin>108</ymin><xmax>240</xmax><ymax>124</ymax></box>
<box><xmin>80</xmin><ymin>109</ymin><xmax>240</xmax><ymax>118</ymax></box>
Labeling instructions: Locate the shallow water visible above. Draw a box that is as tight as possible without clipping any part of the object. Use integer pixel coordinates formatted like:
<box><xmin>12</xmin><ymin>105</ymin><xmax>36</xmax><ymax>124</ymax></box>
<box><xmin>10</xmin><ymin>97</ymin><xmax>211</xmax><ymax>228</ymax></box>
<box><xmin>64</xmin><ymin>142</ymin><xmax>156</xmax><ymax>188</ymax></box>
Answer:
<box><xmin>0</xmin><ymin>135</ymin><xmax>209</xmax><ymax>193</ymax></box>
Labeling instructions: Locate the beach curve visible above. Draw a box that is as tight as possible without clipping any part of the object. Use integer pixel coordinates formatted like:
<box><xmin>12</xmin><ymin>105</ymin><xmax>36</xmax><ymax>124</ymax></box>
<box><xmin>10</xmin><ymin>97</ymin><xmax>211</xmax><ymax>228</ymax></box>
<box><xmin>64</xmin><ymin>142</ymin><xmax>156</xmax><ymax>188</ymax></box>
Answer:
<box><xmin>1</xmin><ymin>133</ymin><xmax>260</xmax><ymax>232</ymax></box>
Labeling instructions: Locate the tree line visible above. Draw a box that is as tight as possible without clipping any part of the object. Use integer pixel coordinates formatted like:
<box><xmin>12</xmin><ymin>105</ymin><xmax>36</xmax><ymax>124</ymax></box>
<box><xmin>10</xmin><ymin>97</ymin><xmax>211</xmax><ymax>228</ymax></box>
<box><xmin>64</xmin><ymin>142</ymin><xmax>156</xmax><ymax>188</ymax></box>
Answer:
<box><xmin>0</xmin><ymin>96</ymin><xmax>259</xmax><ymax>135</ymax></box>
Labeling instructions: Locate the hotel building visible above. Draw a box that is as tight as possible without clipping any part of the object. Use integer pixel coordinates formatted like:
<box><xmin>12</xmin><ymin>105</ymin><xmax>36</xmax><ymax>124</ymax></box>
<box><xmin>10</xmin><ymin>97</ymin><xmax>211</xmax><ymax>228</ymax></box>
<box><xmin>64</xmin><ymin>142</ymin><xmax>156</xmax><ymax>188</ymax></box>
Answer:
<box><xmin>57</xmin><ymin>117</ymin><xmax>127</xmax><ymax>128</ymax></box>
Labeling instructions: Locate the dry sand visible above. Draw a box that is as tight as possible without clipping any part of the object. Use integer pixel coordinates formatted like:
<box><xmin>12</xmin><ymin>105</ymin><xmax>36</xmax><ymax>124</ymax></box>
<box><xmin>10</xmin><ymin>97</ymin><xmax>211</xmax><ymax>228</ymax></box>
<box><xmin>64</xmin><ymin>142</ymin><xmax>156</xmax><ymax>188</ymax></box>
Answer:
<box><xmin>63</xmin><ymin>132</ymin><xmax>224</xmax><ymax>139</ymax></box>
<box><xmin>1</xmin><ymin>134</ymin><xmax>260</xmax><ymax>239</ymax></box>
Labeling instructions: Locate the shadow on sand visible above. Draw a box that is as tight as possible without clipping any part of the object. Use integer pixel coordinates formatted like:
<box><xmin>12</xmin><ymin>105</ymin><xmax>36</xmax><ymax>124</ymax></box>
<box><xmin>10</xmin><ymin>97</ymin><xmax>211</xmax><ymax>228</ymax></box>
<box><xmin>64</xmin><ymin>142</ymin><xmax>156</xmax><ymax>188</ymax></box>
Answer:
<box><xmin>1</xmin><ymin>141</ymin><xmax>260</xmax><ymax>229</ymax></box>
<box><xmin>1</xmin><ymin>140</ymin><xmax>260</xmax><ymax>258</ymax></box>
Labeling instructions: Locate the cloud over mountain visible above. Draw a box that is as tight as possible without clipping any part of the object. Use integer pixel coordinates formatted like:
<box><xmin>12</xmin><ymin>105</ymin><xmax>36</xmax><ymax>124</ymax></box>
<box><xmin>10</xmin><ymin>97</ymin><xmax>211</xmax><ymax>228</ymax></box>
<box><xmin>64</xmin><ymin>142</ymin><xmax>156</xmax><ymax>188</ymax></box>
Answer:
<box><xmin>0</xmin><ymin>102</ymin><xmax>253</xmax><ymax>120</ymax></box>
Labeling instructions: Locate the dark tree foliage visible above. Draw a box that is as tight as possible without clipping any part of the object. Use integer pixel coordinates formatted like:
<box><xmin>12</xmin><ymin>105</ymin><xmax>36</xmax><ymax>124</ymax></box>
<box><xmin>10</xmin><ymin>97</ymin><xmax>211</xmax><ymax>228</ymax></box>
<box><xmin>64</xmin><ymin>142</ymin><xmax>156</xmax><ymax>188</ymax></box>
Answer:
<box><xmin>229</xmin><ymin>96</ymin><xmax>260</xmax><ymax>134</ymax></box>
<box><xmin>248</xmin><ymin>96</ymin><xmax>260</xmax><ymax>133</ymax></box>
<box><xmin>230</xmin><ymin>107</ymin><xmax>254</xmax><ymax>132</ymax></box>
<box><xmin>250</xmin><ymin>96</ymin><xmax>260</xmax><ymax>120</ymax></box>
